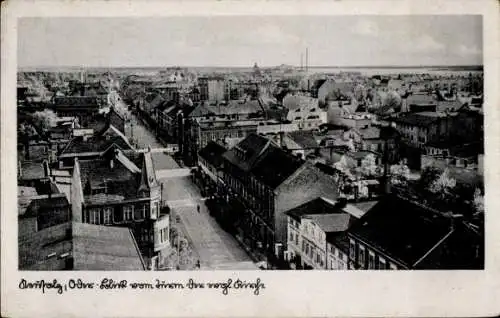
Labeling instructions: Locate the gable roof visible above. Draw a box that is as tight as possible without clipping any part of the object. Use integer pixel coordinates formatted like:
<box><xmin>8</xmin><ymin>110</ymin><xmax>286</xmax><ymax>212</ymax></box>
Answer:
<box><xmin>284</xmin><ymin>197</ymin><xmax>340</xmax><ymax>221</ymax></box>
<box><xmin>198</xmin><ymin>141</ymin><xmax>227</xmax><ymax>169</ymax></box>
<box><xmin>222</xmin><ymin>133</ymin><xmax>273</xmax><ymax>172</ymax></box>
<box><xmin>307</xmin><ymin>213</ymin><xmax>353</xmax><ymax>233</ymax></box>
<box><xmin>60</xmin><ymin>125</ymin><xmax>133</xmax><ymax>155</ymax></box>
<box><xmin>251</xmin><ymin>145</ymin><xmax>304</xmax><ymax>188</ymax></box>
<box><xmin>286</xmin><ymin>130</ymin><xmax>319</xmax><ymax>149</ymax></box>
<box><xmin>138</xmin><ymin>150</ymin><xmax>159</xmax><ymax>192</ymax></box>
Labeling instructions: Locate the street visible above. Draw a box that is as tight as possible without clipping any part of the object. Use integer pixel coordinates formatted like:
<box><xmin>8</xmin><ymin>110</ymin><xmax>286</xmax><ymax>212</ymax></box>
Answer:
<box><xmin>113</xmin><ymin>91</ymin><xmax>255</xmax><ymax>270</ymax></box>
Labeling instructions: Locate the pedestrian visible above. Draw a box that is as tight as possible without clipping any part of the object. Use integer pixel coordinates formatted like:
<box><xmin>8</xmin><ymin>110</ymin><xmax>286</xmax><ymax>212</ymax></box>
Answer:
<box><xmin>197</xmin><ymin>204</ymin><xmax>200</xmax><ymax>213</ymax></box>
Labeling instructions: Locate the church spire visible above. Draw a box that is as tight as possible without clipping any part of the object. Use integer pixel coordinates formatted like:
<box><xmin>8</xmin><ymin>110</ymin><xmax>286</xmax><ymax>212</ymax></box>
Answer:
<box><xmin>138</xmin><ymin>147</ymin><xmax>159</xmax><ymax>194</ymax></box>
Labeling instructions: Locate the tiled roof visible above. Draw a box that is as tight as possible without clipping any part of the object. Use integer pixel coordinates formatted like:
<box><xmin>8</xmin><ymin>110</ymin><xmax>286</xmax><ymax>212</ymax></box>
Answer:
<box><xmin>393</xmin><ymin>112</ymin><xmax>441</xmax><ymax>127</ymax></box>
<box><xmin>306</xmin><ymin>213</ymin><xmax>353</xmax><ymax>233</ymax></box>
<box><xmin>437</xmin><ymin>99</ymin><xmax>465</xmax><ymax>112</ymax></box>
<box><xmin>72</xmin><ymin>222</ymin><xmax>146</xmax><ymax>270</ymax></box>
<box><xmin>198</xmin><ymin>141</ymin><xmax>227</xmax><ymax>169</ymax></box>
<box><xmin>348</xmin><ymin>195</ymin><xmax>453</xmax><ymax>267</ymax></box>
<box><xmin>251</xmin><ymin>145</ymin><xmax>303</xmax><ymax>188</ymax></box>
<box><xmin>61</xmin><ymin>126</ymin><xmax>133</xmax><ymax>155</ymax></box>
<box><xmin>20</xmin><ymin>161</ymin><xmax>45</xmax><ymax>180</ymax></box>
<box><xmin>285</xmin><ymin>197</ymin><xmax>339</xmax><ymax>220</ymax></box>
<box><xmin>54</xmin><ymin>96</ymin><xmax>99</xmax><ymax>107</ymax></box>
<box><xmin>287</xmin><ymin>130</ymin><xmax>319</xmax><ymax>149</ymax></box>
<box><xmin>23</xmin><ymin>194</ymin><xmax>69</xmax><ymax>218</ymax></box>
<box><xmin>405</xmin><ymin>93</ymin><xmax>436</xmax><ymax>105</ymax></box>
<box><xmin>222</xmin><ymin>133</ymin><xmax>272</xmax><ymax>172</ymax></box>
<box><xmin>357</xmin><ymin>126</ymin><xmax>381</xmax><ymax>140</ymax></box>
<box><xmin>79</xmin><ymin>157</ymin><xmax>140</xmax><ymax>200</ymax></box>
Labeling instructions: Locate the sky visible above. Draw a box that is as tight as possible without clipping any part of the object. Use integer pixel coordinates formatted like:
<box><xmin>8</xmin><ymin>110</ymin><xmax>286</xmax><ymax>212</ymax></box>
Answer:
<box><xmin>17</xmin><ymin>15</ymin><xmax>483</xmax><ymax>68</ymax></box>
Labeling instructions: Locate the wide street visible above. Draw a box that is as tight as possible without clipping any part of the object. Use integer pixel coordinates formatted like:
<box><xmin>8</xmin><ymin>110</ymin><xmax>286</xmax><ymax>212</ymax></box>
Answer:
<box><xmin>113</xmin><ymin>91</ymin><xmax>256</xmax><ymax>270</ymax></box>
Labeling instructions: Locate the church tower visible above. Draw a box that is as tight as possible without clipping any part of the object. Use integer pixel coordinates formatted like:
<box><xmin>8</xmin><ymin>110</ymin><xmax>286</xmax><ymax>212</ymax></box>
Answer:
<box><xmin>138</xmin><ymin>147</ymin><xmax>161</xmax><ymax>220</ymax></box>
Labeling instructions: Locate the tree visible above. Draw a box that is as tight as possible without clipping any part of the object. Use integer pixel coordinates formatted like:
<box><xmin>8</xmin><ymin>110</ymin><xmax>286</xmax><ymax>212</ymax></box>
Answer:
<box><xmin>383</xmin><ymin>90</ymin><xmax>402</xmax><ymax>109</ymax></box>
<box><xmin>334</xmin><ymin>156</ymin><xmax>353</xmax><ymax>180</ymax></box>
<box><xmin>419</xmin><ymin>166</ymin><xmax>442</xmax><ymax>191</ymax></box>
<box><xmin>429</xmin><ymin>168</ymin><xmax>457</xmax><ymax>199</ymax></box>
<box><xmin>31</xmin><ymin>109</ymin><xmax>57</xmax><ymax>135</ymax></box>
<box><xmin>390</xmin><ymin>160</ymin><xmax>410</xmax><ymax>185</ymax></box>
<box><xmin>360</xmin><ymin>154</ymin><xmax>379</xmax><ymax>178</ymax></box>
<box><xmin>472</xmin><ymin>188</ymin><xmax>484</xmax><ymax>215</ymax></box>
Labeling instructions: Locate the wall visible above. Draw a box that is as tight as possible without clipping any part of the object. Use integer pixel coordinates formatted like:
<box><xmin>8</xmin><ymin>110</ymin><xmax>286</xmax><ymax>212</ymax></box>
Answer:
<box><xmin>257</xmin><ymin>122</ymin><xmax>299</xmax><ymax>135</ymax></box>
<box><xmin>154</xmin><ymin>215</ymin><xmax>170</xmax><ymax>253</ymax></box>
<box><xmin>274</xmin><ymin>164</ymin><xmax>338</xmax><ymax>246</ymax></box>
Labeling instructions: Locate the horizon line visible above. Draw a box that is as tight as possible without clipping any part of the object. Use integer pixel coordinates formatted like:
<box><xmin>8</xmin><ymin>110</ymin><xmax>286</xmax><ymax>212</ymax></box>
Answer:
<box><xmin>18</xmin><ymin>64</ymin><xmax>484</xmax><ymax>70</ymax></box>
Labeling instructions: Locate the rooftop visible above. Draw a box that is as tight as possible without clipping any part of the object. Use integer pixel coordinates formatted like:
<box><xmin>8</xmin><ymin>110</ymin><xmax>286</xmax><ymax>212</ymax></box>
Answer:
<box><xmin>198</xmin><ymin>141</ymin><xmax>227</xmax><ymax>169</ymax></box>
<box><xmin>285</xmin><ymin>197</ymin><xmax>340</xmax><ymax>221</ymax></box>
<box><xmin>348</xmin><ymin>195</ymin><xmax>453</xmax><ymax>267</ymax></box>
<box><xmin>72</xmin><ymin>223</ymin><xmax>146</xmax><ymax>270</ymax></box>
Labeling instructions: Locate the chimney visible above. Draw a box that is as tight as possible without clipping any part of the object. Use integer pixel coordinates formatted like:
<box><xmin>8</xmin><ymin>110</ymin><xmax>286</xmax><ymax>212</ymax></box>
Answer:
<box><xmin>42</xmin><ymin>160</ymin><xmax>50</xmax><ymax>178</ymax></box>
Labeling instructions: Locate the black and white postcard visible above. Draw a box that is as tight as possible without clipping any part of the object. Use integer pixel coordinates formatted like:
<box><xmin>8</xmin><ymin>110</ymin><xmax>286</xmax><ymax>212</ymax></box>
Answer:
<box><xmin>2</xmin><ymin>0</ymin><xmax>499</xmax><ymax>317</ymax></box>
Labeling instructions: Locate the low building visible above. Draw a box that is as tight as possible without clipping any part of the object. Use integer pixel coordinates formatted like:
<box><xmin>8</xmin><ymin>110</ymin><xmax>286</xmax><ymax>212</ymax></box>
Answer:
<box><xmin>273</xmin><ymin>130</ymin><xmax>319</xmax><ymax>159</ymax></box>
<box><xmin>19</xmin><ymin>222</ymin><xmax>146</xmax><ymax>270</ymax></box>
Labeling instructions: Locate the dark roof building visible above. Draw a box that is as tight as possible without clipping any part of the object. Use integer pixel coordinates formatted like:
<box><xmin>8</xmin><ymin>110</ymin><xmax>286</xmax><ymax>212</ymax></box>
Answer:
<box><xmin>348</xmin><ymin>195</ymin><xmax>483</xmax><ymax>269</ymax></box>
<box><xmin>198</xmin><ymin>141</ymin><xmax>227</xmax><ymax>169</ymax></box>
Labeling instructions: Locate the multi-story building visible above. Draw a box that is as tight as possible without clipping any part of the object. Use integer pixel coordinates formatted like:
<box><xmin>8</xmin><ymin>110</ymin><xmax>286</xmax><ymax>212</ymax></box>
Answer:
<box><xmin>348</xmin><ymin>195</ymin><xmax>483</xmax><ymax>269</ymax></box>
<box><xmin>221</xmin><ymin>134</ymin><xmax>338</xmax><ymax>264</ymax></box>
<box><xmin>69</xmin><ymin>147</ymin><xmax>170</xmax><ymax>269</ymax></box>
<box><xmin>283</xmin><ymin>94</ymin><xmax>327</xmax><ymax>130</ymax></box>
<box><xmin>284</xmin><ymin>197</ymin><xmax>370</xmax><ymax>270</ymax></box>
<box><xmin>183</xmin><ymin>99</ymin><xmax>266</xmax><ymax>165</ymax></box>
<box><xmin>392</xmin><ymin>110</ymin><xmax>481</xmax><ymax>150</ymax></box>
<box><xmin>199</xmin><ymin>76</ymin><xmax>225</xmax><ymax>102</ymax></box>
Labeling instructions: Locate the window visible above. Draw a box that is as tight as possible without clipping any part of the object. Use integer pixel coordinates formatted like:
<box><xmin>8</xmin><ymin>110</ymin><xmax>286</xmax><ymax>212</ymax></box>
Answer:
<box><xmin>90</xmin><ymin>209</ymin><xmax>101</xmax><ymax>225</ymax></box>
<box><xmin>302</xmin><ymin>240</ymin><xmax>305</xmax><ymax>252</ymax></box>
<box><xmin>378</xmin><ymin>257</ymin><xmax>386</xmax><ymax>270</ymax></box>
<box><xmin>151</xmin><ymin>202</ymin><xmax>159</xmax><ymax>219</ymax></box>
<box><xmin>103</xmin><ymin>207</ymin><xmax>112</xmax><ymax>225</ymax></box>
<box><xmin>289</xmin><ymin>231</ymin><xmax>293</xmax><ymax>242</ymax></box>
<box><xmin>358</xmin><ymin>245</ymin><xmax>365</xmax><ymax>267</ymax></box>
<box><xmin>349</xmin><ymin>239</ymin><xmax>356</xmax><ymax>262</ymax></box>
<box><xmin>124</xmin><ymin>205</ymin><xmax>133</xmax><ymax>221</ymax></box>
<box><xmin>368</xmin><ymin>251</ymin><xmax>375</xmax><ymax>269</ymax></box>
<box><xmin>305</xmin><ymin>243</ymin><xmax>309</xmax><ymax>255</ymax></box>
<box><xmin>295</xmin><ymin>233</ymin><xmax>299</xmax><ymax>245</ymax></box>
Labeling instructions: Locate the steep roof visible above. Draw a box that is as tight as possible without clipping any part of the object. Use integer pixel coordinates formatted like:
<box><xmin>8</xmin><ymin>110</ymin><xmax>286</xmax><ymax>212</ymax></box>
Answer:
<box><xmin>222</xmin><ymin>133</ymin><xmax>273</xmax><ymax>172</ymax></box>
<box><xmin>307</xmin><ymin>213</ymin><xmax>353</xmax><ymax>233</ymax></box>
<box><xmin>286</xmin><ymin>130</ymin><xmax>319</xmax><ymax>149</ymax></box>
<box><xmin>284</xmin><ymin>197</ymin><xmax>340</xmax><ymax>221</ymax></box>
<box><xmin>138</xmin><ymin>150</ymin><xmax>159</xmax><ymax>192</ymax></box>
<box><xmin>348</xmin><ymin>195</ymin><xmax>453</xmax><ymax>267</ymax></box>
<box><xmin>60</xmin><ymin>125</ymin><xmax>133</xmax><ymax>155</ymax></box>
<box><xmin>251</xmin><ymin>145</ymin><xmax>303</xmax><ymax>188</ymax></box>
<box><xmin>198</xmin><ymin>141</ymin><xmax>227</xmax><ymax>169</ymax></box>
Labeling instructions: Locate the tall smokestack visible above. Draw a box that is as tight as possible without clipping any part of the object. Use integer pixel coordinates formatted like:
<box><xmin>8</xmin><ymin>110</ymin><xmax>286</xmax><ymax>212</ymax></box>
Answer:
<box><xmin>306</xmin><ymin>48</ymin><xmax>309</xmax><ymax>72</ymax></box>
